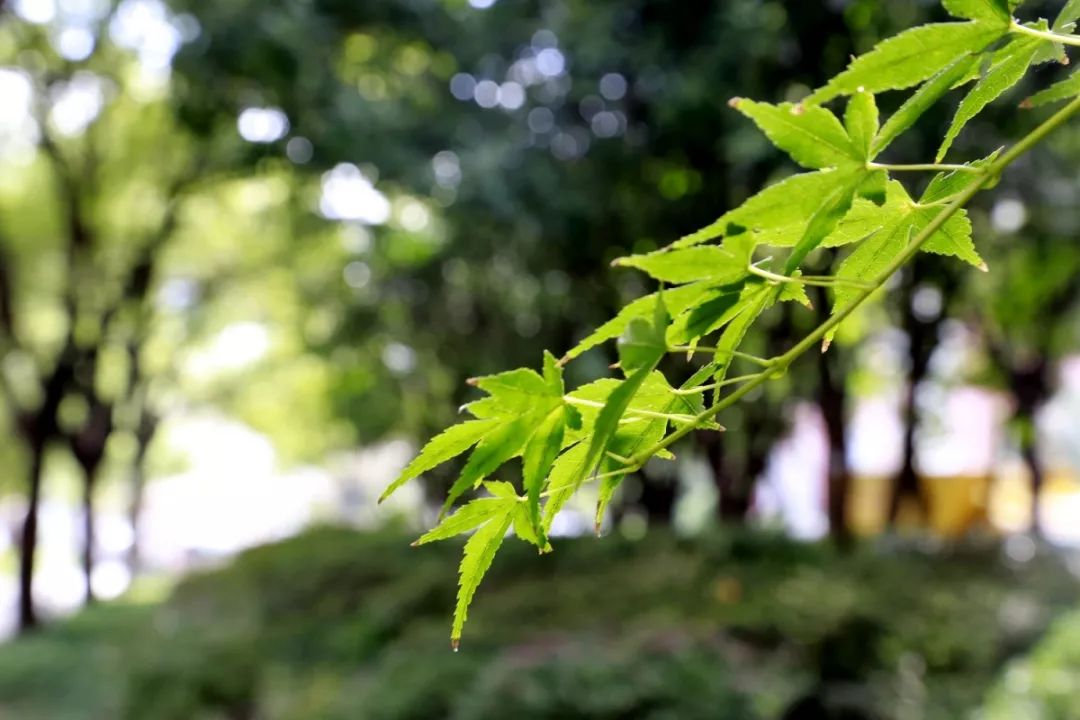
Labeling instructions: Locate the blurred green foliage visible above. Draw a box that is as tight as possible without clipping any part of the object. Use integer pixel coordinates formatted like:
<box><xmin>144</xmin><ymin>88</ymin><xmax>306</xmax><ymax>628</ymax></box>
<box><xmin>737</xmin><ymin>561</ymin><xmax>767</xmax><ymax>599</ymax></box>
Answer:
<box><xmin>984</xmin><ymin>608</ymin><xmax>1080</xmax><ymax>718</ymax></box>
<box><xmin>0</xmin><ymin>527</ymin><xmax>1077</xmax><ymax>719</ymax></box>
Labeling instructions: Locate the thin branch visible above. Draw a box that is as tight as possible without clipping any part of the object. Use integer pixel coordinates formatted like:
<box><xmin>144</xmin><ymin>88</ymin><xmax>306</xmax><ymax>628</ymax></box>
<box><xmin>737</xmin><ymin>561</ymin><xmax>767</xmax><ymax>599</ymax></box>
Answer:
<box><xmin>624</xmin><ymin>94</ymin><xmax>1080</xmax><ymax>469</ymax></box>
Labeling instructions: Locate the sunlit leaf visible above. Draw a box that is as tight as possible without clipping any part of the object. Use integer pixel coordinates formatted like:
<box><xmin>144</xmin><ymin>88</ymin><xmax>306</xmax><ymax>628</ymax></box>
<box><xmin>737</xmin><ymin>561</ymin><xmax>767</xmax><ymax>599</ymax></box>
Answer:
<box><xmin>562</xmin><ymin>282</ymin><xmax>714</xmax><ymax>361</ymax></box>
<box><xmin>808</xmin><ymin>21</ymin><xmax>1006</xmax><ymax>104</ymax></box>
<box><xmin>731</xmin><ymin>99</ymin><xmax>860</xmax><ymax>169</ymax></box>
<box><xmin>873</xmin><ymin>54</ymin><xmax>981</xmax><ymax>155</ymax></box>
<box><xmin>613</xmin><ymin>245</ymin><xmax>749</xmax><ymax>285</ymax></box>
<box><xmin>783</xmin><ymin>168</ymin><xmax>864</xmax><ymax>273</ymax></box>
<box><xmin>1023</xmin><ymin>70</ymin><xmax>1080</xmax><ymax>108</ymax></box>
<box><xmin>942</xmin><ymin>0</ymin><xmax>1010</xmax><ymax>23</ymax></box>
<box><xmin>414</xmin><ymin>497</ymin><xmax>509</xmax><ymax>545</ymax></box>
<box><xmin>522</xmin><ymin>407</ymin><xmax>566</xmax><ymax>539</ymax></box>
<box><xmin>844</xmin><ymin>91</ymin><xmax>879</xmax><ymax>160</ymax></box>
<box><xmin>443</xmin><ymin>413</ymin><xmax>536</xmax><ymax>512</ymax></box>
<box><xmin>380</xmin><ymin>419</ymin><xmax>499</xmax><ymax>502</ymax></box>
<box><xmin>1054</xmin><ymin>0</ymin><xmax>1080</xmax><ymax>30</ymax></box>
<box><xmin>451</xmin><ymin>506</ymin><xmax>513</xmax><ymax>648</ymax></box>
<box><xmin>672</xmin><ymin>172</ymin><xmax>843</xmax><ymax>250</ymax></box>
<box><xmin>937</xmin><ymin>35</ymin><xmax>1044</xmax><ymax>161</ymax></box>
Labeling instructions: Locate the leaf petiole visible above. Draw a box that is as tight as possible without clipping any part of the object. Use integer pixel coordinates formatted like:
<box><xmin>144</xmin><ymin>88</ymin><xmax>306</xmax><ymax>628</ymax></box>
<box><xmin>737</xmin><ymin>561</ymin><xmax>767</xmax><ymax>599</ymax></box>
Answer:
<box><xmin>672</xmin><ymin>372</ymin><xmax>767</xmax><ymax>396</ymax></box>
<box><xmin>667</xmin><ymin>345</ymin><xmax>774</xmax><ymax>367</ymax></box>
<box><xmin>1010</xmin><ymin>21</ymin><xmax>1080</xmax><ymax>48</ymax></box>
<box><xmin>564</xmin><ymin>396</ymin><xmax>700</xmax><ymax>424</ymax></box>
<box><xmin>540</xmin><ymin>465</ymin><xmax>639</xmax><ymax>497</ymax></box>
<box><xmin>747</xmin><ymin>264</ymin><xmax>875</xmax><ymax>290</ymax></box>
<box><xmin>868</xmin><ymin>162</ymin><xmax>984</xmax><ymax>174</ymax></box>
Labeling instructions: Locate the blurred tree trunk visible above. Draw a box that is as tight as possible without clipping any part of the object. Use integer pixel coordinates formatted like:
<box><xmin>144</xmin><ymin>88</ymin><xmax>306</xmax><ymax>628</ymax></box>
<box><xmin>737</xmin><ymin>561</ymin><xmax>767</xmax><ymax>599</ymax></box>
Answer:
<box><xmin>81</xmin><ymin>466</ymin><xmax>99</xmax><ymax>604</ymax></box>
<box><xmin>814</xmin><ymin>287</ymin><xmax>851</xmax><ymax>547</ymax></box>
<box><xmin>1010</xmin><ymin>361</ymin><xmax>1048</xmax><ymax>536</ymax></box>
<box><xmin>126</xmin><ymin>413</ymin><xmax>157</xmax><ymax>575</ymax></box>
<box><xmin>70</xmin><ymin>398</ymin><xmax>113</xmax><ymax>606</ymax></box>
<box><xmin>13</xmin><ymin>350</ymin><xmax>74</xmax><ymax>631</ymax></box>
<box><xmin>700</xmin><ymin>431</ymin><xmax>749</xmax><ymax>522</ymax></box>
<box><xmin>889</xmin><ymin>262</ymin><xmax>942</xmax><ymax>526</ymax></box>
<box><xmin>18</xmin><ymin>438</ymin><xmax>47</xmax><ymax>631</ymax></box>
<box><xmin>636</xmin><ymin>467</ymin><xmax>676</xmax><ymax>525</ymax></box>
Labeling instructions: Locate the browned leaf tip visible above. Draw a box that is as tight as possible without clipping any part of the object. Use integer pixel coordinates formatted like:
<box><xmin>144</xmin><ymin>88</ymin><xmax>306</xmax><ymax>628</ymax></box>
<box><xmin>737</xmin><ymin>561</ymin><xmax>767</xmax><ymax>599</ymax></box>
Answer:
<box><xmin>465</xmin><ymin>377</ymin><xmax>479</xmax><ymax>386</ymax></box>
<box><xmin>727</xmin><ymin>96</ymin><xmax>743</xmax><ymax>108</ymax></box>
<box><xmin>1019</xmin><ymin>98</ymin><xmax>1034</xmax><ymax>110</ymax></box>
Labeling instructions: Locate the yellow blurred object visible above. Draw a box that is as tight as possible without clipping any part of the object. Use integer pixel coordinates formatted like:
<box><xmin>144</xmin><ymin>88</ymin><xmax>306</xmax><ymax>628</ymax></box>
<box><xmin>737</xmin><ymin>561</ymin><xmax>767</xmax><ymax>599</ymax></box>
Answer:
<box><xmin>711</xmin><ymin>576</ymin><xmax>743</xmax><ymax>605</ymax></box>
<box><xmin>847</xmin><ymin>474</ymin><xmax>891</xmax><ymax>536</ymax></box>
<box><xmin>847</xmin><ymin>473</ymin><xmax>992</xmax><ymax>537</ymax></box>
<box><xmin>920</xmin><ymin>475</ymin><xmax>990</xmax><ymax>537</ymax></box>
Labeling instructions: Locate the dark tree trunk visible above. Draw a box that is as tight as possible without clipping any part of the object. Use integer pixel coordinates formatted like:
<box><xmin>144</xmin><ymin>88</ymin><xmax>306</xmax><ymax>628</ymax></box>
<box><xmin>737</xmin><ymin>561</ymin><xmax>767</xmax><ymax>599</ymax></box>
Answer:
<box><xmin>636</xmin><ymin>468</ymin><xmax>676</xmax><ymax>525</ymax></box>
<box><xmin>890</xmin><ymin>378</ymin><xmax>927</xmax><ymax>524</ymax></box>
<box><xmin>814</xmin><ymin>287</ymin><xmax>852</xmax><ymax>547</ymax></box>
<box><xmin>1020</xmin><ymin>435</ymin><xmax>1043</xmax><ymax>537</ymax></box>
<box><xmin>1010</xmin><ymin>361</ymin><xmax>1048</xmax><ymax>536</ymax></box>
<box><xmin>81</xmin><ymin>463</ymin><xmax>101</xmax><ymax>605</ymax></box>
<box><xmin>699</xmin><ymin>427</ymin><xmax>750</xmax><ymax>523</ymax></box>
<box><xmin>15</xmin><ymin>351</ymin><xmax>74</xmax><ymax>632</ymax></box>
<box><xmin>70</xmin><ymin>398</ymin><xmax>112</xmax><ymax>606</ymax></box>
<box><xmin>126</xmin><ymin>451</ymin><xmax>148</xmax><ymax>574</ymax></box>
<box><xmin>124</xmin><ymin>406</ymin><xmax>157</xmax><ymax>575</ymax></box>
<box><xmin>818</xmin><ymin>344</ymin><xmax>851</xmax><ymax>548</ymax></box>
<box><xmin>889</xmin><ymin>263</ymin><xmax>943</xmax><ymax>526</ymax></box>
<box><xmin>18</xmin><ymin>438</ymin><xmax>46</xmax><ymax>631</ymax></box>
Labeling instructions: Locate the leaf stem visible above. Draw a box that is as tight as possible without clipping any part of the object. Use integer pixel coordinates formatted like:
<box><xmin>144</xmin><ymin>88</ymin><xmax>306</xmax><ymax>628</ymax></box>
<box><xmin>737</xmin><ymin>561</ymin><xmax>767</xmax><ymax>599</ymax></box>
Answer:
<box><xmin>747</xmin><ymin>264</ymin><xmax>875</xmax><ymax>290</ymax></box>
<box><xmin>1011</xmin><ymin>20</ymin><xmax>1080</xmax><ymax>48</ymax></box>
<box><xmin>869</xmin><ymin>162</ymin><xmax>984</xmax><ymax>174</ymax></box>
<box><xmin>624</xmin><ymin>94</ymin><xmax>1080</xmax><ymax>469</ymax></box>
<box><xmin>541</xmin><ymin>465</ymin><xmax>638</xmax><ymax>497</ymax></box>
<box><xmin>667</xmin><ymin>346</ymin><xmax>774</xmax><ymax>367</ymax></box>
<box><xmin>564</xmin><ymin>396</ymin><xmax>699</xmax><ymax>424</ymax></box>
<box><xmin>672</xmin><ymin>372</ymin><xmax>765</xmax><ymax>395</ymax></box>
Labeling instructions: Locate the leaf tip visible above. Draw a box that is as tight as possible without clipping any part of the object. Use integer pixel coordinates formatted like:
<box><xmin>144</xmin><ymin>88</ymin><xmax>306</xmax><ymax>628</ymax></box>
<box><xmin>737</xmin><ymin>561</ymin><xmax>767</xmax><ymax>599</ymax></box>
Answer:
<box><xmin>790</xmin><ymin>102</ymin><xmax>806</xmax><ymax>116</ymax></box>
<box><xmin>977</xmin><ymin>260</ymin><xmax>989</xmax><ymax>272</ymax></box>
<box><xmin>451</xmin><ymin>639</ymin><xmax>460</xmax><ymax>652</ymax></box>
<box><xmin>1019</xmin><ymin>97</ymin><xmax>1033</xmax><ymax>110</ymax></box>
<box><xmin>821</xmin><ymin>337</ymin><xmax>833</xmax><ymax>353</ymax></box>
<box><xmin>465</xmin><ymin>377</ymin><xmax>479</xmax><ymax>387</ymax></box>
<box><xmin>727</xmin><ymin>96</ymin><xmax>743</xmax><ymax>109</ymax></box>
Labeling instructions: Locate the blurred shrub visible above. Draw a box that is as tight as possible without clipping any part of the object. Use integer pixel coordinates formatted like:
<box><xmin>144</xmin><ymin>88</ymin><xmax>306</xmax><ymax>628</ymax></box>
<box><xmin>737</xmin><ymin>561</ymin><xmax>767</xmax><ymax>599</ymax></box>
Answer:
<box><xmin>0</xmin><ymin>527</ymin><xmax>1078</xmax><ymax>719</ymax></box>
<box><xmin>982</xmin><ymin>609</ymin><xmax>1080</xmax><ymax>719</ymax></box>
